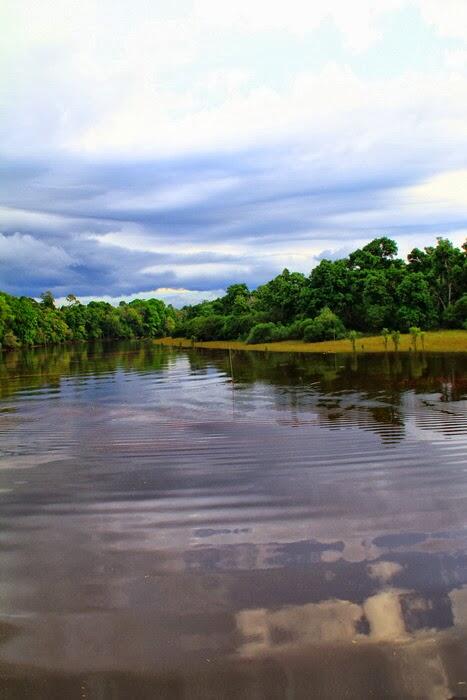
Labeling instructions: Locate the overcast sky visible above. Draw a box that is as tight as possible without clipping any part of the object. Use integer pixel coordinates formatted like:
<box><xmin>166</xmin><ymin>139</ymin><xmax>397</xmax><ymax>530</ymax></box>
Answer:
<box><xmin>1</xmin><ymin>1</ymin><xmax>467</xmax><ymax>306</ymax></box>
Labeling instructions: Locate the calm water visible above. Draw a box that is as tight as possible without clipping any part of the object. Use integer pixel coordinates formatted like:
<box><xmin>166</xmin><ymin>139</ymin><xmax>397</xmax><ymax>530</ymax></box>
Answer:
<box><xmin>0</xmin><ymin>342</ymin><xmax>466</xmax><ymax>699</ymax></box>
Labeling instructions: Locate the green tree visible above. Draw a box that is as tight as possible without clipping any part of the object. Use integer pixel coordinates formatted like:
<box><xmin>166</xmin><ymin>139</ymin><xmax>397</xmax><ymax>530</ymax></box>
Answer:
<box><xmin>1</xmin><ymin>235</ymin><xmax>465</xmax><ymax>352</ymax></box>
<box><xmin>305</xmin><ymin>259</ymin><xmax>353</xmax><ymax>324</ymax></box>
<box><xmin>215</xmin><ymin>284</ymin><xmax>251</xmax><ymax>315</ymax></box>
<box><xmin>348</xmin><ymin>237</ymin><xmax>399</xmax><ymax>270</ymax></box>
<box><xmin>391</xmin><ymin>330</ymin><xmax>400</xmax><ymax>351</ymax></box>
<box><xmin>40</xmin><ymin>290</ymin><xmax>56</xmax><ymax>309</ymax></box>
<box><xmin>303</xmin><ymin>308</ymin><xmax>346</xmax><ymax>342</ymax></box>
<box><xmin>9</xmin><ymin>296</ymin><xmax>40</xmax><ymax>344</ymax></box>
<box><xmin>0</xmin><ymin>294</ymin><xmax>13</xmax><ymax>344</ymax></box>
<box><xmin>362</xmin><ymin>272</ymin><xmax>394</xmax><ymax>330</ymax></box>
<box><xmin>408</xmin><ymin>237</ymin><xmax>466</xmax><ymax>320</ymax></box>
<box><xmin>254</xmin><ymin>269</ymin><xmax>307</xmax><ymax>322</ymax></box>
<box><xmin>395</xmin><ymin>273</ymin><xmax>437</xmax><ymax>330</ymax></box>
<box><xmin>246</xmin><ymin>322</ymin><xmax>284</xmax><ymax>344</ymax></box>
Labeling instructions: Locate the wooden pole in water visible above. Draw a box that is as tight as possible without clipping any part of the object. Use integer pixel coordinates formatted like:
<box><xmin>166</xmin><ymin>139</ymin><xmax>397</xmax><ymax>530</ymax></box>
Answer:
<box><xmin>229</xmin><ymin>348</ymin><xmax>235</xmax><ymax>417</ymax></box>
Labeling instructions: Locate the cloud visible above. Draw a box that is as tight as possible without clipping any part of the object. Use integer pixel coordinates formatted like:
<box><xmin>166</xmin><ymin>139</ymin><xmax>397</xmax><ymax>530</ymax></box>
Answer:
<box><xmin>417</xmin><ymin>0</ymin><xmax>467</xmax><ymax>42</ymax></box>
<box><xmin>2</xmin><ymin>1</ymin><xmax>466</xmax><ymax>157</ymax></box>
<box><xmin>405</xmin><ymin>169</ymin><xmax>467</xmax><ymax>209</ymax></box>
<box><xmin>55</xmin><ymin>288</ymin><xmax>226</xmax><ymax>308</ymax></box>
<box><xmin>0</xmin><ymin>233</ymin><xmax>73</xmax><ymax>295</ymax></box>
<box><xmin>1</xmin><ymin>132</ymin><xmax>466</xmax><ymax>298</ymax></box>
<box><xmin>0</xmin><ymin>1</ymin><xmax>467</xmax><ymax>299</ymax></box>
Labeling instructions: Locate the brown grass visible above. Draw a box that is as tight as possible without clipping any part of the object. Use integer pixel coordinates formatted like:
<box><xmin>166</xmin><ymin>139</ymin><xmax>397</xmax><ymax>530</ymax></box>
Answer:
<box><xmin>155</xmin><ymin>330</ymin><xmax>467</xmax><ymax>354</ymax></box>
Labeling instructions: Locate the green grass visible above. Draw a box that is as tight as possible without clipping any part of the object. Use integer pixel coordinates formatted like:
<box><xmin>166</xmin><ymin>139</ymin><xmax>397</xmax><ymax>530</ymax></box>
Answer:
<box><xmin>156</xmin><ymin>330</ymin><xmax>467</xmax><ymax>354</ymax></box>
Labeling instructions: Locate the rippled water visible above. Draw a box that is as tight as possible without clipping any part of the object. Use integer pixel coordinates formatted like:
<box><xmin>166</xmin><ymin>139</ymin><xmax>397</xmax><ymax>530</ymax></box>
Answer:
<box><xmin>0</xmin><ymin>341</ymin><xmax>466</xmax><ymax>698</ymax></box>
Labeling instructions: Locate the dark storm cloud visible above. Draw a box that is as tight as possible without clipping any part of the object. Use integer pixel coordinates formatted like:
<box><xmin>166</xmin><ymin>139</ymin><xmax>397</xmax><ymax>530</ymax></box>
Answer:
<box><xmin>1</xmin><ymin>143</ymin><xmax>466</xmax><ymax>299</ymax></box>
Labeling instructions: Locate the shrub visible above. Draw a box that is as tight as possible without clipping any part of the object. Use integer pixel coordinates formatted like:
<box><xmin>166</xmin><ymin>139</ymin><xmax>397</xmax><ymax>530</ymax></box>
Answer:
<box><xmin>409</xmin><ymin>326</ymin><xmax>422</xmax><ymax>350</ymax></box>
<box><xmin>381</xmin><ymin>328</ymin><xmax>390</xmax><ymax>350</ymax></box>
<box><xmin>348</xmin><ymin>330</ymin><xmax>360</xmax><ymax>352</ymax></box>
<box><xmin>246</xmin><ymin>322</ymin><xmax>285</xmax><ymax>344</ymax></box>
<box><xmin>448</xmin><ymin>294</ymin><xmax>467</xmax><ymax>326</ymax></box>
<box><xmin>187</xmin><ymin>315</ymin><xmax>226</xmax><ymax>341</ymax></box>
<box><xmin>222</xmin><ymin>313</ymin><xmax>258</xmax><ymax>340</ymax></box>
<box><xmin>2</xmin><ymin>330</ymin><xmax>20</xmax><ymax>349</ymax></box>
<box><xmin>302</xmin><ymin>308</ymin><xmax>346</xmax><ymax>343</ymax></box>
<box><xmin>391</xmin><ymin>330</ymin><xmax>401</xmax><ymax>350</ymax></box>
<box><xmin>282</xmin><ymin>318</ymin><xmax>309</xmax><ymax>340</ymax></box>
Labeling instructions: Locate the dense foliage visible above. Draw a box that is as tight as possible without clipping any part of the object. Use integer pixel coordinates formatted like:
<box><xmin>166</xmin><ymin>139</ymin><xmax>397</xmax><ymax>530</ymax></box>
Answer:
<box><xmin>0</xmin><ymin>293</ymin><xmax>175</xmax><ymax>349</ymax></box>
<box><xmin>0</xmin><ymin>236</ymin><xmax>466</xmax><ymax>350</ymax></box>
<box><xmin>173</xmin><ymin>237</ymin><xmax>467</xmax><ymax>343</ymax></box>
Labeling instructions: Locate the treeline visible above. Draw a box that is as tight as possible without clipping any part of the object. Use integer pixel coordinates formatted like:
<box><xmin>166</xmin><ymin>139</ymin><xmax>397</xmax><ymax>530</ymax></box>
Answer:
<box><xmin>0</xmin><ymin>236</ymin><xmax>465</xmax><ymax>351</ymax></box>
<box><xmin>0</xmin><ymin>292</ymin><xmax>176</xmax><ymax>349</ymax></box>
<box><xmin>173</xmin><ymin>237</ymin><xmax>467</xmax><ymax>343</ymax></box>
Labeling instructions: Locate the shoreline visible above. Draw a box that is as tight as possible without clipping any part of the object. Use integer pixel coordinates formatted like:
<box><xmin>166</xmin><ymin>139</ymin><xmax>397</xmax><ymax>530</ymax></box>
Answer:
<box><xmin>155</xmin><ymin>330</ymin><xmax>467</xmax><ymax>354</ymax></box>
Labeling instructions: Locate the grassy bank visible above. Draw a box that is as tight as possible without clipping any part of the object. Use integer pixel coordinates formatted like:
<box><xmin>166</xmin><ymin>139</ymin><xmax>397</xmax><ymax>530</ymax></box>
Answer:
<box><xmin>156</xmin><ymin>330</ymin><xmax>467</xmax><ymax>354</ymax></box>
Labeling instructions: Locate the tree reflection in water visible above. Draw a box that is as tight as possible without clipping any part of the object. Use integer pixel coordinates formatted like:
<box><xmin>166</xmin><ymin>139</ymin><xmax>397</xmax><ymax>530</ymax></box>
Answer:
<box><xmin>0</xmin><ymin>342</ymin><xmax>465</xmax><ymax>698</ymax></box>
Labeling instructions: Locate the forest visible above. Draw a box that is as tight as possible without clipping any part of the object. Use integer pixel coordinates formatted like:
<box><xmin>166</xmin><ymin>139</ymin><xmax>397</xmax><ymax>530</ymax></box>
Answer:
<box><xmin>0</xmin><ymin>294</ymin><xmax>176</xmax><ymax>349</ymax></box>
<box><xmin>0</xmin><ymin>236</ymin><xmax>466</xmax><ymax>349</ymax></box>
<box><xmin>172</xmin><ymin>236</ymin><xmax>466</xmax><ymax>344</ymax></box>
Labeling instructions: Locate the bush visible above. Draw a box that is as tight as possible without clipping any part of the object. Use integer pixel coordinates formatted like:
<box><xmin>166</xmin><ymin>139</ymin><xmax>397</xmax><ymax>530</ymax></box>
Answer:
<box><xmin>455</xmin><ymin>294</ymin><xmax>467</xmax><ymax>323</ymax></box>
<box><xmin>2</xmin><ymin>330</ymin><xmax>20</xmax><ymax>349</ymax></box>
<box><xmin>302</xmin><ymin>308</ymin><xmax>346</xmax><ymax>343</ymax></box>
<box><xmin>391</xmin><ymin>330</ymin><xmax>401</xmax><ymax>350</ymax></box>
<box><xmin>396</xmin><ymin>306</ymin><xmax>430</xmax><ymax>331</ymax></box>
<box><xmin>282</xmin><ymin>318</ymin><xmax>309</xmax><ymax>340</ymax></box>
<box><xmin>409</xmin><ymin>326</ymin><xmax>422</xmax><ymax>350</ymax></box>
<box><xmin>186</xmin><ymin>315</ymin><xmax>226</xmax><ymax>341</ymax></box>
<box><xmin>246</xmin><ymin>322</ymin><xmax>285</xmax><ymax>344</ymax></box>
<box><xmin>222</xmin><ymin>313</ymin><xmax>258</xmax><ymax>340</ymax></box>
<box><xmin>348</xmin><ymin>330</ymin><xmax>360</xmax><ymax>351</ymax></box>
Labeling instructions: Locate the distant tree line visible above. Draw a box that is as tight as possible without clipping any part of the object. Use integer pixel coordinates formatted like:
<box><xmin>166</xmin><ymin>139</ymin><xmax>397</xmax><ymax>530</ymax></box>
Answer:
<box><xmin>0</xmin><ymin>236</ymin><xmax>466</xmax><ymax>350</ymax></box>
<box><xmin>0</xmin><ymin>293</ymin><xmax>176</xmax><ymax>349</ymax></box>
<box><xmin>173</xmin><ymin>237</ymin><xmax>467</xmax><ymax>344</ymax></box>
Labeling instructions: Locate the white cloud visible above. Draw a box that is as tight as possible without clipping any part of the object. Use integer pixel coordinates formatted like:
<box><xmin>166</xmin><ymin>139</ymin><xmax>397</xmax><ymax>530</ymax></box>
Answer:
<box><xmin>0</xmin><ymin>232</ymin><xmax>71</xmax><ymax>268</ymax></box>
<box><xmin>367</xmin><ymin>561</ymin><xmax>403</xmax><ymax>583</ymax></box>
<box><xmin>193</xmin><ymin>0</ymin><xmax>406</xmax><ymax>50</ymax></box>
<box><xmin>1</xmin><ymin>0</ymin><xmax>467</xmax><ymax>298</ymax></box>
<box><xmin>141</xmin><ymin>262</ymin><xmax>252</xmax><ymax>279</ymax></box>
<box><xmin>55</xmin><ymin>287</ymin><xmax>225</xmax><ymax>308</ymax></box>
<box><xmin>65</xmin><ymin>64</ymin><xmax>467</xmax><ymax>168</ymax></box>
<box><xmin>88</xmin><ymin>231</ymin><xmax>243</xmax><ymax>257</ymax></box>
<box><xmin>4</xmin><ymin>0</ymin><xmax>467</xmax><ymax>158</ymax></box>
<box><xmin>0</xmin><ymin>207</ymin><xmax>67</xmax><ymax>231</ymax></box>
<box><xmin>405</xmin><ymin>168</ymin><xmax>467</xmax><ymax>209</ymax></box>
<box><xmin>416</xmin><ymin>0</ymin><xmax>467</xmax><ymax>42</ymax></box>
<box><xmin>0</xmin><ymin>232</ymin><xmax>74</xmax><ymax>293</ymax></box>
<box><xmin>106</xmin><ymin>178</ymin><xmax>240</xmax><ymax>212</ymax></box>
<box><xmin>445</xmin><ymin>48</ymin><xmax>467</xmax><ymax>70</ymax></box>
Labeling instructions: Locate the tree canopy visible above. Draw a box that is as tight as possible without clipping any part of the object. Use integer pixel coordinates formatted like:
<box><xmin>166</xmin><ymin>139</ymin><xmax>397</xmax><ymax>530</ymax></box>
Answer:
<box><xmin>172</xmin><ymin>236</ymin><xmax>466</xmax><ymax>344</ymax></box>
<box><xmin>0</xmin><ymin>236</ymin><xmax>465</xmax><ymax>350</ymax></box>
<box><xmin>0</xmin><ymin>294</ymin><xmax>176</xmax><ymax>349</ymax></box>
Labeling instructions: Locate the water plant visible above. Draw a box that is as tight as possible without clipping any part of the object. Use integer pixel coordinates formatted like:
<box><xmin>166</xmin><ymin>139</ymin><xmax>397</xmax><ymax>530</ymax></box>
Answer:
<box><xmin>409</xmin><ymin>326</ymin><xmax>422</xmax><ymax>351</ymax></box>
<box><xmin>391</xmin><ymin>330</ymin><xmax>401</xmax><ymax>351</ymax></box>
<box><xmin>348</xmin><ymin>330</ymin><xmax>359</xmax><ymax>352</ymax></box>
<box><xmin>381</xmin><ymin>328</ymin><xmax>390</xmax><ymax>350</ymax></box>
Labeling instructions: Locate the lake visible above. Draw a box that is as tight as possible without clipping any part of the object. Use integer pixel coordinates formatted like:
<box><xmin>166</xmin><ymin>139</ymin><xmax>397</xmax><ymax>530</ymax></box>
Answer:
<box><xmin>0</xmin><ymin>341</ymin><xmax>466</xmax><ymax>699</ymax></box>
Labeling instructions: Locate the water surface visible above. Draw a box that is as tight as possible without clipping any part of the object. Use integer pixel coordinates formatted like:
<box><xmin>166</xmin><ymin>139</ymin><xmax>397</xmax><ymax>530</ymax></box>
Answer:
<box><xmin>0</xmin><ymin>342</ymin><xmax>466</xmax><ymax>698</ymax></box>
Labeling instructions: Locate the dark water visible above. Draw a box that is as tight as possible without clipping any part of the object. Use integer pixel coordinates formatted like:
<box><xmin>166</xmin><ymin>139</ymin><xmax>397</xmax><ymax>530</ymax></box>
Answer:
<box><xmin>0</xmin><ymin>342</ymin><xmax>466</xmax><ymax>699</ymax></box>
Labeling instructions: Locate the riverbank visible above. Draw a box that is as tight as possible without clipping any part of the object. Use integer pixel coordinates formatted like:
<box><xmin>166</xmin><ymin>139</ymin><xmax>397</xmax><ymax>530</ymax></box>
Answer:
<box><xmin>156</xmin><ymin>330</ymin><xmax>467</xmax><ymax>354</ymax></box>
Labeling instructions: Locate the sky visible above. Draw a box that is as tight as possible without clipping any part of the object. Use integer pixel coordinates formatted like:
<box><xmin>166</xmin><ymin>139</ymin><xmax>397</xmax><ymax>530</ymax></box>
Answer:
<box><xmin>1</xmin><ymin>0</ymin><xmax>467</xmax><ymax>307</ymax></box>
